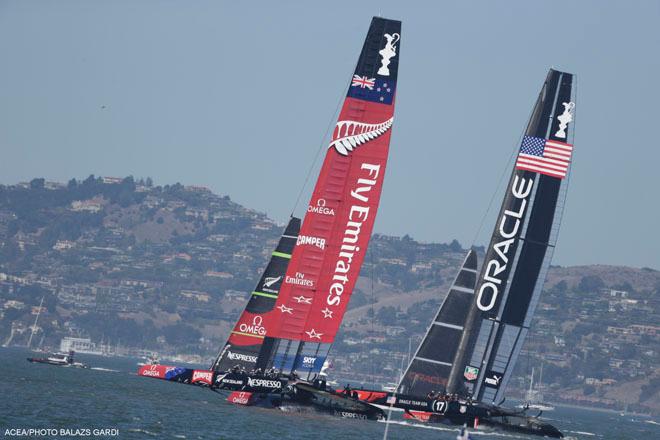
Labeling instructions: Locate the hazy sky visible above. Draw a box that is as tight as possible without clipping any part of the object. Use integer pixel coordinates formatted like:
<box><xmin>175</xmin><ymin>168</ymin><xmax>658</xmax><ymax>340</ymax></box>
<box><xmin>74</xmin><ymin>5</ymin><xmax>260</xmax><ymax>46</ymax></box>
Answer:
<box><xmin>1</xmin><ymin>1</ymin><xmax>659</xmax><ymax>269</ymax></box>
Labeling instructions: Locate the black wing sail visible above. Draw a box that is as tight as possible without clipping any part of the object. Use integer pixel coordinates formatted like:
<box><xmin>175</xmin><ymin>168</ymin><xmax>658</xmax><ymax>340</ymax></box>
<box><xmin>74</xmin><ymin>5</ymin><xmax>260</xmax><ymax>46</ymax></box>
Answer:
<box><xmin>447</xmin><ymin>69</ymin><xmax>576</xmax><ymax>403</ymax></box>
<box><xmin>397</xmin><ymin>250</ymin><xmax>478</xmax><ymax>396</ymax></box>
<box><xmin>211</xmin><ymin>217</ymin><xmax>301</xmax><ymax>372</ymax></box>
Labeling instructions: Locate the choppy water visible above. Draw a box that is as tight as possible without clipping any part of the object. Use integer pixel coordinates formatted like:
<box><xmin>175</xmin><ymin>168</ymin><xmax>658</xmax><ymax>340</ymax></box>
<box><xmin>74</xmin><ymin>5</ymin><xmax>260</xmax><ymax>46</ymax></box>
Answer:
<box><xmin>1</xmin><ymin>348</ymin><xmax>657</xmax><ymax>439</ymax></box>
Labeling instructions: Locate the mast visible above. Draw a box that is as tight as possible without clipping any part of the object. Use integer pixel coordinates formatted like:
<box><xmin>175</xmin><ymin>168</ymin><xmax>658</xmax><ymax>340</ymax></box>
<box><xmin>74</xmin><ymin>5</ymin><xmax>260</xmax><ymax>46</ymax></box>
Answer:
<box><xmin>260</xmin><ymin>17</ymin><xmax>402</xmax><ymax>378</ymax></box>
<box><xmin>446</xmin><ymin>69</ymin><xmax>576</xmax><ymax>402</ymax></box>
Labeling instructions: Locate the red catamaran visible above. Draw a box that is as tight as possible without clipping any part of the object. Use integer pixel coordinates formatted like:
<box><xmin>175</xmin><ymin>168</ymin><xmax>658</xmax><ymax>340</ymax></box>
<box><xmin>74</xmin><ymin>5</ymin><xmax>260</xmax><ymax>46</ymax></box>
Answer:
<box><xmin>139</xmin><ymin>16</ymin><xmax>402</xmax><ymax>419</ymax></box>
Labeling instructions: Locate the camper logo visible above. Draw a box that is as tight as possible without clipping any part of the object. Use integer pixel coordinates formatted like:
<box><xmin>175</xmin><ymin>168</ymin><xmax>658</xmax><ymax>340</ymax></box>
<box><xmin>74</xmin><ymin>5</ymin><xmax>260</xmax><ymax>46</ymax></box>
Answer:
<box><xmin>464</xmin><ymin>366</ymin><xmax>479</xmax><ymax>381</ymax></box>
<box><xmin>297</xmin><ymin>235</ymin><xmax>326</xmax><ymax>250</ymax></box>
<box><xmin>192</xmin><ymin>370</ymin><xmax>213</xmax><ymax>384</ymax></box>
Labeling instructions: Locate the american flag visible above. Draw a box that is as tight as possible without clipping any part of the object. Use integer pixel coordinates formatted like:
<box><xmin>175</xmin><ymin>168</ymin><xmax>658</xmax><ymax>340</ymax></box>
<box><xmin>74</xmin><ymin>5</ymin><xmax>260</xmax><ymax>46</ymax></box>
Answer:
<box><xmin>515</xmin><ymin>136</ymin><xmax>573</xmax><ymax>179</ymax></box>
<box><xmin>351</xmin><ymin>75</ymin><xmax>375</xmax><ymax>90</ymax></box>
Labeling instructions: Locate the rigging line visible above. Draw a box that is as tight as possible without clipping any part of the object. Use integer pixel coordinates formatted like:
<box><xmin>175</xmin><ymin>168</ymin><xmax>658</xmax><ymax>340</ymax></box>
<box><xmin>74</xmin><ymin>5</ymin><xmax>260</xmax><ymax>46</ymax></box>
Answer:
<box><xmin>288</xmin><ymin>48</ymin><xmax>359</xmax><ymax>218</ymax></box>
<box><xmin>370</xmin><ymin>241</ymin><xmax>376</xmax><ymax>385</ymax></box>
<box><xmin>469</xmin><ymin>77</ymin><xmax>542</xmax><ymax>250</ymax></box>
<box><xmin>554</xmin><ymin>73</ymin><xmax>577</xmax><ymax>245</ymax></box>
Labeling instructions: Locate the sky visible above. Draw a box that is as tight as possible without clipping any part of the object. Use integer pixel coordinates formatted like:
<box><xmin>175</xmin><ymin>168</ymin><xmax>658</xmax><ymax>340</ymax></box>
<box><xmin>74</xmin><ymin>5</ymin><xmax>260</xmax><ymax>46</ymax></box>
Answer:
<box><xmin>0</xmin><ymin>0</ymin><xmax>659</xmax><ymax>269</ymax></box>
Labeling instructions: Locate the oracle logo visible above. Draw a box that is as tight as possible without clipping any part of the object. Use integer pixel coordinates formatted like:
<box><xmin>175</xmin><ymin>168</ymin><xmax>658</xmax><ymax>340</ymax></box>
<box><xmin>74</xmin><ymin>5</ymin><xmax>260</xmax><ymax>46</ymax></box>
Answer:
<box><xmin>476</xmin><ymin>175</ymin><xmax>534</xmax><ymax>312</ymax></box>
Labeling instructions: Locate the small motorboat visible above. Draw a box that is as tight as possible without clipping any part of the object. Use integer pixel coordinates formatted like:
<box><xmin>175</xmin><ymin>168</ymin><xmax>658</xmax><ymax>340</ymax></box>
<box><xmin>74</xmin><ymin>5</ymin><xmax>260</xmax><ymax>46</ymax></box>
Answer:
<box><xmin>27</xmin><ymin>350</ymin><xmax>88</xmax><ymax>368</ymax></box>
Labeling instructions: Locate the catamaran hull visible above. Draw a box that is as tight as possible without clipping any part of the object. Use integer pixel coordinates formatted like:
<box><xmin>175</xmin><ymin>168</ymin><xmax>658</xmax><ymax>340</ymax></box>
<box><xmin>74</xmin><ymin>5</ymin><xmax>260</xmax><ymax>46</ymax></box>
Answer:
<box><xmin>27</xmin><ymin>357</ymin><xmax>88</xmax><ymax>368</ymax></box>
<box><xmin>345</xmin><ymin>389</ymin><xmax>563</xmax><ymax>437</ymax></box>
<box><xmin>217</xmin><ymin>377</ymin><xmax>384</xmax><ymax>420</ymax></box>
<box><xmin>286</xmin><ymin>382</ymin><xmax>385</xmax><ymax>420</ymax></box>
<box><xmin>404</xmin><ymin>409</ymin><xmax>562</xmax><ymax>438</ymax></box>
<box><xmin>137</xmin><ymin>364</ymin><xmax>215</xmax><ymax>386</ymax></box>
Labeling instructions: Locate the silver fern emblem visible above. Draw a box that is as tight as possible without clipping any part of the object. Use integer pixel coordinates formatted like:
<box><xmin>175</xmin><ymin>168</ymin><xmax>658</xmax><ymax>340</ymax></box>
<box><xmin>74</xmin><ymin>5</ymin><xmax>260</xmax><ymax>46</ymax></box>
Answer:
<box><xmin>329</xmin><ymin>117</ymin><xmax>394</xmax><ymax>156</ymax></box>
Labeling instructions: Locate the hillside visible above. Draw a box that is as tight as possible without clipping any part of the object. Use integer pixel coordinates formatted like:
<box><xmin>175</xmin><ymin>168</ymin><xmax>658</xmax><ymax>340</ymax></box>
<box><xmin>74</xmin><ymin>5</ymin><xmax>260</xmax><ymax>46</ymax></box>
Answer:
<box><xmin>0</xmin><ymin>176</ymin><xmax>658</xmax><ymax>414</ymax></box>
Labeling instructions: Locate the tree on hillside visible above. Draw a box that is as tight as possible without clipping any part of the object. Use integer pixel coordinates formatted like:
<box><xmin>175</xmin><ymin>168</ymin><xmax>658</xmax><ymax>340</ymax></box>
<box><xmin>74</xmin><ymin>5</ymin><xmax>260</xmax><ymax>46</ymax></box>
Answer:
<box><xmin>578</xmin><ymin>275</ymin><xmax>605</xmax><ymax>293</ymax></box>
<box><xmin>30</xmin><ymin>178</ymin><xmax>45</xmax><ymax>190</ymax></box>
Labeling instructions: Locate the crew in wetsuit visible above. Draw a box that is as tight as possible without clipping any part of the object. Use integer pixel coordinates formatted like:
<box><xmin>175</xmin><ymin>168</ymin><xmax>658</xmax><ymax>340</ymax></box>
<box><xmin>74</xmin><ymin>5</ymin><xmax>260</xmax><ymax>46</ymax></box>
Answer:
<box><xmin>343</xmin><ymin>384</ymin><xmax>352</xmax><ymax>396</ymax></box>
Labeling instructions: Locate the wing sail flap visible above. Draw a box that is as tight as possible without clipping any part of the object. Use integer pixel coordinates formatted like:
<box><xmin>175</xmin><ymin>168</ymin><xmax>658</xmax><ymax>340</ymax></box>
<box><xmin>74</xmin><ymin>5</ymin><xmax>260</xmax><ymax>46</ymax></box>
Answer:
<box><xmin>397</xmin><ymin>250</ymin><xmax>477</xmax><ymax>396</ymax></box>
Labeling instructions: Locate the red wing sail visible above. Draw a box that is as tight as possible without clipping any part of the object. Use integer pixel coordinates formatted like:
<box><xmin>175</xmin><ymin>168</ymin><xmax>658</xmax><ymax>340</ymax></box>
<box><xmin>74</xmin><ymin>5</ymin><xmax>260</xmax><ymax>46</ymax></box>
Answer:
<box><xmin>264</xmin><ymin>18</ymin><xmax>401</xmax><ymax>367</ymax></box>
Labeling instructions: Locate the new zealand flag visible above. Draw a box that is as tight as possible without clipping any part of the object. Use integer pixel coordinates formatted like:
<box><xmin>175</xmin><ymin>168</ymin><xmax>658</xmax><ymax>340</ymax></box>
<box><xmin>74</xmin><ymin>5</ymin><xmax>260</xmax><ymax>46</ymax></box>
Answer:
<box><xmin>348</xmin><ymin>77</ymin><xmax>396</xmax><ymax>105</ymax></box>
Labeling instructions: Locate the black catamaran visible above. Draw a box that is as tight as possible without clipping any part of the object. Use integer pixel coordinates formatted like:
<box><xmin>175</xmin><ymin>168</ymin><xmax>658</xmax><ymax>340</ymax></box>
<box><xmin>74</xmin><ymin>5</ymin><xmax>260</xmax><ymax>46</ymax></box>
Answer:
<box><xmin>356</xmin><ymin>69</ymin><xmax>576</xmax><ymax>437</ymax></box>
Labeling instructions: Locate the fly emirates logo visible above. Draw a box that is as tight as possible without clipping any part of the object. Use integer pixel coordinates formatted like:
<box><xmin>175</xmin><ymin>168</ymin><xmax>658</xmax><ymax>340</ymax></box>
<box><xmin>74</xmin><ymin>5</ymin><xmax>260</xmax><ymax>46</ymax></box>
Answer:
<box><xmin>476</xmin><ymin>175</ymin><xmax>534</xmax><ymax>312</ymax></box>
<box><xmin>327</xmin><ymin>163</ymin><xmax>380</xmax><ymax>307</ymax></box>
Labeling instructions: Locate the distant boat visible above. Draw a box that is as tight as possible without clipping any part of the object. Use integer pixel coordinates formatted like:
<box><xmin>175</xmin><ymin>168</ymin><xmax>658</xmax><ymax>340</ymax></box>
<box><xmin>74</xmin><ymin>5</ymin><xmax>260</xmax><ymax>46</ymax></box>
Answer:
<box><xmin>519</xmin><ymin>365</ymin><xmax>555</xmax><ymax>411</ymax></box>
<box><xmin>27</xmin><ymin>350</ymin><xmax>88</xmax><ymax>368</ymax></box>
<box><xmin>137</xmin><ymin>354</ymin><xmax>160</xmax><ymax>367</ymax></box>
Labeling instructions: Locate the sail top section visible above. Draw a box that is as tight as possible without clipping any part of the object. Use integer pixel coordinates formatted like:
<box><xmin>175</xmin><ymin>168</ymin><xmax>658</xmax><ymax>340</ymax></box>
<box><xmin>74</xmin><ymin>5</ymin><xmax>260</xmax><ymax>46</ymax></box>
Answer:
<box><xmin>264</xmin><ymin>17</ymin><xmax>401</xmax><ymax>357</ymax></box>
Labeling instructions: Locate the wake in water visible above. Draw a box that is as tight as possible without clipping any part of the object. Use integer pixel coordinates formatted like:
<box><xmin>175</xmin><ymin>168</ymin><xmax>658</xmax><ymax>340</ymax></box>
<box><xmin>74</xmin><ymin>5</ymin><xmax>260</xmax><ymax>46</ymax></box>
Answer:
<box><xmin>126</xmin><ymin>428</ymin><xmax>158</xmax><ymax>437</ymax></box>
<box><xmin>90</xmin><ymin>367</ymin><xmax>119</xmax><ymax>372</ymax></box>
<box><xmin>377</xmin><ymin>419</ymin><xmax>529</xmax><ymax>439</ymax></box>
